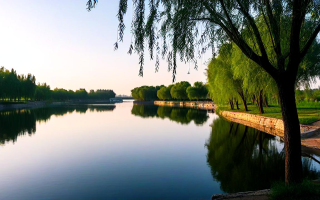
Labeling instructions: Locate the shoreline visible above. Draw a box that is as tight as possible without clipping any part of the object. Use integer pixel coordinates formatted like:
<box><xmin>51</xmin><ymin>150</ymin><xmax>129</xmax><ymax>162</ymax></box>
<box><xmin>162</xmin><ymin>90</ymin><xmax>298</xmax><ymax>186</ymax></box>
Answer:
<box><xmin>154</xmin><ymin>100</ymin><xmax>214</xmax><ymax>110</ymax></box>
<box><xmin>0</xmin><ymin>100</ymin><xmax>115</xmax><ymax>112</ymax></box>
<box><xmin>0</xmin><ymin>101</ymin><xmax>47</xmax><ymax>111</ymax></box>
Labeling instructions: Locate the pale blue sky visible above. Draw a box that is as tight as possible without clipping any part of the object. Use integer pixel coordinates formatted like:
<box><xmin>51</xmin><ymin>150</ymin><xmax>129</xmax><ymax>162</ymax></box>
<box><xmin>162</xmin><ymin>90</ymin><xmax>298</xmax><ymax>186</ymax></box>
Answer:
<box><xmin>0</xmin><ymin>0</ymin><xmax>208</xmax><ymax>95</ymax></box>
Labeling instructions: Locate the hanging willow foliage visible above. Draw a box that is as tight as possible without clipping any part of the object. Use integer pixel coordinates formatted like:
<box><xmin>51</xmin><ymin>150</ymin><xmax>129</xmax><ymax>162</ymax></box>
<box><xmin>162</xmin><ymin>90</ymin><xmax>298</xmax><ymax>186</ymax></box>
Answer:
<box><xmin>86</xmin><ymin>0</ymin><xmax>320</xmax><ymax>83</ymax></box>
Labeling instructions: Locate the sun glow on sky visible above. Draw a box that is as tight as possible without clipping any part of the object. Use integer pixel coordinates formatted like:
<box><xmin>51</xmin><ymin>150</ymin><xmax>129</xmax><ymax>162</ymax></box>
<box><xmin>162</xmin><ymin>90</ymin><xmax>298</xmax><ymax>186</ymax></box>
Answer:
<box><xmin>0</xmin><ymin>1</ymin><xmax>208</xmax><ymax>95</ymax></box>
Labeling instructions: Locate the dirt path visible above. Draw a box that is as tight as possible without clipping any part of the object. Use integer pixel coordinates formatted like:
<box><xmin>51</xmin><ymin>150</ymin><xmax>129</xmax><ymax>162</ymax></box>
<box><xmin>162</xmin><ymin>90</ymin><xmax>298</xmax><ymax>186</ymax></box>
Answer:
<box><xmin>311</xmin><ymin>120</ymin><xmax>320</xmax><ymax>127</ymax></box>
<box><xmin>301</xmin><ymin>120</ymin><xmax>320</xmax><ymax>151</ymax></box>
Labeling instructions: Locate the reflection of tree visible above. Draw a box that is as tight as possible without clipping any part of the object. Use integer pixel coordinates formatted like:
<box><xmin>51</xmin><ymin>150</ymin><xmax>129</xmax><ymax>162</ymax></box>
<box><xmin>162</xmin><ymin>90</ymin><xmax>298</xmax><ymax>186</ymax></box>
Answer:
<box><xmin>131</xmin><ymin>105</ymin><xmax>158</xmax><ymax>118</ymax></box>
<box><xmin>0</xmin><ymin>110</ymin><xmax>36</xmax><ymax>144</ymax></box>
<box><xmin>157</xmin><ymin>106</ymin><xmax>172</xmax><ymax>119</ymax></box>
<box><xmin>206</xmin><ymin>118</ymin><xmax>319</xmax><ymax>193</ymax></box>
<box><xmin>186</xmin><ymin>109</ymin><xmax>209</xmax><ymax>125</ymax></box>
<box><xmin>131</xmin><ymin>104</ymin><xmax>209</xmax><ymax>125</ymax></box>
<box><xmin>0</xmin><ymin>105</ymin><xmax>115</xmax><ymax>144</ymax></box>
<box><xmin>170</xmin><ymin>108</ymin><xmax>191</xmax><ymax>124</ymax></box>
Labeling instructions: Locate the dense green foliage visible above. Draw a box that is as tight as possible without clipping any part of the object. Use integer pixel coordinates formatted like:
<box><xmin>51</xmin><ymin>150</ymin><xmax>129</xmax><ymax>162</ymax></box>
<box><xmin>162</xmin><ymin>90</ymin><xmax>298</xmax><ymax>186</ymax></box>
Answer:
<box><xmin>186</xmin><ymin>82</ymin><xmax>208</xmax><ymax>101</ymax></box>
<box><xmin>207</xmin><ymin>40</ymin><xmax>320</xmax><ymax>113</ymax></box>
<box><xmin>0</xmin><ymin>67</ymin><xmax>36</xmax><ymax>101</ymax></box>
<box><xmin>296</xmin><ymin>88</ymin><xmax>320</xmax><ymax>103</ymax></box>
<box><xmin>0</xmin><ymin>67</ymin><xmax>116</xmax><ymax>102</ymax></box>
<box><xmin>170</xmin><ymin>81</ymin><xmax>191</xmax><ymax>100</ymax></box>
<box><xmin>157</xmin><ymin>85</ymin><xmax>173</xmax><ymax>100</ymax></box>
<box><xmin>133</xmin><ymin>81</ymin><xmax>208</xmax><ymax>101</ymax></box>
<box><xmin>270</xmin><ymin>180</ymin><xmax>320</xmax><ymax>200</ymax></box>
<box><xmin>131</xmin><ymin>85</ymin><xmax>162</xmax><ymax>101</ymax></box>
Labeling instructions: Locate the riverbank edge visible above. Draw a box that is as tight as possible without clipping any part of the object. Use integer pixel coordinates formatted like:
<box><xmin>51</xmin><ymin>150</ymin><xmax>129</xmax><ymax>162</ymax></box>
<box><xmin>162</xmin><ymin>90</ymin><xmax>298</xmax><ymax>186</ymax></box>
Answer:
<box><xmin>154</xmin><ymin>100</ymin><xmax>214</xmax><ymax>110</ymax></box>
<box><xmin>218</xmin><ymin>110</ymin><xmax>320</xmax><ymax>140</ymax></box>
<box><xmin>0</xmin><ymin>101</ymin><xmax>47</xmax><ymax>111</ymax></box>
<box><xmin>0</xmin><ymin>100</ymin><xmax>114</xmax><ymax>112</ymax></box>
<box><xmin>211</xmin><ymin>189</ymin><xmax>270</xmax><ymax>200</ymax></box>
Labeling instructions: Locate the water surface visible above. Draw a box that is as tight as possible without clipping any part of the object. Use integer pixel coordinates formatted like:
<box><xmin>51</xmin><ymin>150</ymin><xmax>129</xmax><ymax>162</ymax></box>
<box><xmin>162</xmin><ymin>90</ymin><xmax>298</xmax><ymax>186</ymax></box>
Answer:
<box><xmin>0</xmin><ymin>101</ymin><xmax>319</xmax><ymax>200</ymax></box>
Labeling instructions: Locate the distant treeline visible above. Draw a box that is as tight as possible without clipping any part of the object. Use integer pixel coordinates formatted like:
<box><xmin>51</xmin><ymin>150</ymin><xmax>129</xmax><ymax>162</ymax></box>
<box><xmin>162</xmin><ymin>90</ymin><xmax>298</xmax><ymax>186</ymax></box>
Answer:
<box><xmin>0</xmin><ymin>67</ymin><xmax>116</xmax><ymax>101</ymax></box>
<box><xmin>131</xmin><ymin>81</ymin><xmax>208</xmax><ymax>101</ymax></box>
<box><xmin>296</xmin><ymin>88</ymin><xmax>320</xmax><ymax>102</ymax></box>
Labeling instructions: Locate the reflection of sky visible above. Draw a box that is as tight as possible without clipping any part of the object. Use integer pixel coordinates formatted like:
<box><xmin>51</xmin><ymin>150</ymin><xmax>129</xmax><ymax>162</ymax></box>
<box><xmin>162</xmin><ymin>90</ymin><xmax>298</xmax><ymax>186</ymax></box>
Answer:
<box><xmin>309</xmin><ymin>155</ymin><xmax>320</xmax><ymax>171</ymax></box>
<box><xmin>274</xmin><ymin>136</ymin><xmax>285</xmax><ymax>152</ymax></box>
<box><xmin>0</xmin><ymin>102</ymin><xmax>220</xmax><ymax>200</ymax></box>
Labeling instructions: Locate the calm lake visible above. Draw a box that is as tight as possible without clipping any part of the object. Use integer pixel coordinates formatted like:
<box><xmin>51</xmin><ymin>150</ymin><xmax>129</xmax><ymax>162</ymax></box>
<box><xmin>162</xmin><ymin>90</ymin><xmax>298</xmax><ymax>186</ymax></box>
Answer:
<box><xmin>0</xmin><ymin>101</ymin><xmax>319</xmax><ymax>200</ymax></box>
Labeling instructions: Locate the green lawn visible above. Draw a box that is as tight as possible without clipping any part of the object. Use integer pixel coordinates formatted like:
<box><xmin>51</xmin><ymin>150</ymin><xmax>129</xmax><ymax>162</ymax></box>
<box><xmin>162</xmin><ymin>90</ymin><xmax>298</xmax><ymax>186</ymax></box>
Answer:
<box><xmin>217</xmin><ymin>102</ymin><xmax>320</xmax><ymax>125</ymax></box>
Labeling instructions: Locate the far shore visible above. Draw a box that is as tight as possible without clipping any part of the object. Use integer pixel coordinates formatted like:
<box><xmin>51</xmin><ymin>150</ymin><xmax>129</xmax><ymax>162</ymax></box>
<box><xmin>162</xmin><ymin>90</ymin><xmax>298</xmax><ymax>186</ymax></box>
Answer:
<box><xmin>0</xmin><ymin>100</ymin><xmax>116</xmax><ymax>112</ymax></box>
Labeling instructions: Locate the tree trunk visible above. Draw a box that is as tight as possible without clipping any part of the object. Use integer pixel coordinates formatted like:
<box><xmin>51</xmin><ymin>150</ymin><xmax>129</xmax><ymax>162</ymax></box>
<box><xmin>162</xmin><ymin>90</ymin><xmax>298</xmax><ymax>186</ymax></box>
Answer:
<box><xmin>243</xmin><ymin>99</ymin><xmax>248</xmax><ymax>111</ymax></box>
<box><xmin>258</xmin><ymin>90</ymin><xmax>264</xmax><ymax>114</ymax></box>
<box><xmin>277</xmin><ymin>79</ymin><xmax>302</xmax><ymax>184</ymax></box>
<box><xmin>235</xmin><ymin>99</ymin><xmax>239</xmax><ymax>109</ymax></box>
<box><xmin>238</xmin><ymin>91</ymin><xmax>248</xmax><ymax>111</ymax></box>
<box><xmin>229</xmin><ymin>99</ymin><xmax>234</xmax><ymax>110</ymax></box>
<box><xmin>264</xmin><ymin>95</ymin><xmax>269</xmax><ymax>107</ymax></box>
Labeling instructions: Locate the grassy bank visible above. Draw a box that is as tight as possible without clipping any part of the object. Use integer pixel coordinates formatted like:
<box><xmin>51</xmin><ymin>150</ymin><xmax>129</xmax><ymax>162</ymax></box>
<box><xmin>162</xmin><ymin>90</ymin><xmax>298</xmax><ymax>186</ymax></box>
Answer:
<box><xmin>270</xmin><ymin>180</ymin><xmax>320</xmax><ymax>200</ymax></box>
<box><xmin>217</xmin><ymin>102</ymin><xmax>320</xmax><ymax>124</ymax></box>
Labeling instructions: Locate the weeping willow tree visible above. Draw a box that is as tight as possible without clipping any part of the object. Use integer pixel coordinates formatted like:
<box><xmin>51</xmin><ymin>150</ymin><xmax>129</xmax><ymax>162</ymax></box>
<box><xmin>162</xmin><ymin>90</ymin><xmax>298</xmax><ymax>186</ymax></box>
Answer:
<box><xmin>87</xmin><ymin>0</ymin><xmax>320</xmax><ymax>184</ymax></box>
<box><xmin>231</xmin><ymin>44</ymin><xmax>278</xmax><ymax>114</ymax></box>
<box><xmin>207</xmin><ymin>43</ymin><xmax>249</xmax><ymax>111</ymax></box>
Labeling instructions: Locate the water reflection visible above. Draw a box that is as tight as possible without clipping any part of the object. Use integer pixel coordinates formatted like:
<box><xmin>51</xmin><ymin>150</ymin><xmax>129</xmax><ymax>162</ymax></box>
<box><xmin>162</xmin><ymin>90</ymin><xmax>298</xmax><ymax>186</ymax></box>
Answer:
<box><xmin>131</xmin><ymin>104</ymin><xmax>209</xmax><ymax>125</ymax></box>
<box><xmin>206</xmin><ymin>117</ymin><xmax>320</xmax><ymax>193</ymax></box>
<box><xmin>0</xmin><ymin>105</ymin><xmax>115</xmax><ymax>145</ymax></box>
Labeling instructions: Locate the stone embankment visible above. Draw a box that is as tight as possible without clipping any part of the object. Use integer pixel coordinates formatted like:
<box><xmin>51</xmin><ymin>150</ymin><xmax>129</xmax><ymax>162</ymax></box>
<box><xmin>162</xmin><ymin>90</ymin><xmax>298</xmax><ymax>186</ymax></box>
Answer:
<box><xmin>154</xmin><ymin>100</ymin><xmax>214</xmax><ymax>110</ymax></box>
<box><xmin>219</xmin><ymin>110</ymin><xmax>320</xmax><ymax>139</ymax></box>
<box><xmin>212</xmin><ymin>189</ymin><xmax>270</xmax><ymax>200</ymax></box>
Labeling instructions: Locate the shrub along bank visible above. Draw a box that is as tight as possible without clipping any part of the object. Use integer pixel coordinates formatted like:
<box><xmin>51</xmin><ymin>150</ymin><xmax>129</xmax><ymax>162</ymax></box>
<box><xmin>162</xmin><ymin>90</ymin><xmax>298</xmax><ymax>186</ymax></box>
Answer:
<box><xmin>131</xmin><ymin>81</ymin><xmax>208</xmax><ymax>101</ymax></box>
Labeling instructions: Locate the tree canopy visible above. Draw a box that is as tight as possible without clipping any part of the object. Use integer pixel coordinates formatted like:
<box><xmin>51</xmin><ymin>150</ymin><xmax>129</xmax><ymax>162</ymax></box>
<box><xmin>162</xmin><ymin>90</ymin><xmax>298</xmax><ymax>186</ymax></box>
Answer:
<box><xmin>186</xmin><ymin>82</ymin><xmax>208</xmax><ymax>100</ymax></box>
<box><xmin>170</xmin><ymin>81</ymin><xmax>191</xmax><ymax>100</ymax></box>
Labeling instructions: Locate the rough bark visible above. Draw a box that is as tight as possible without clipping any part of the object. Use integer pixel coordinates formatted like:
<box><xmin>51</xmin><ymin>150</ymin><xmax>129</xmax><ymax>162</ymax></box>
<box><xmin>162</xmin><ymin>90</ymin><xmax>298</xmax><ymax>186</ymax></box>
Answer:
<box><xmin>229</xmin><ymin>99</ymin><xmax>234</xmax><ymax>110</ymax></box>
<box><xmin>258</xmin><ymin>90</ymin><xmax>264</xmax><ymax>114</ymax></box>
<box><xmin>252</xmin><ymin>94</ymin><xmax>256</xmax><ymax>105</ymax></box>
<box><xmin>235</xmin><ymin>99</ymin><xmax>239</xmax><ymax>109</ymax></box>
<box><xmin>238</xmin><ymin>91</ymin><xmax>248</xmax><ymax>111</ymax></box>
<box><xmin>264</xmin><ymin>95</ymin><xmax>269</xmax><ymax>107</ymax></box>
<box><xmin>277</xmin><ymin>78</ymin><xmax>303</xmax><ymax>184</ymax></box>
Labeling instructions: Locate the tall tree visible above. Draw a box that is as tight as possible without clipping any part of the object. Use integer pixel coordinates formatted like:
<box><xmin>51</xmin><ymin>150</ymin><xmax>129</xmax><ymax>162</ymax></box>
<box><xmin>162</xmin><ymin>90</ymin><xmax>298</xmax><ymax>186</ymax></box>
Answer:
<box><xmin>87</xmin><ymin>0</ymin><xmax>320</xmax><ymax>184</ymax></box>
<box><xmin>157</xmin><ymin>85</ymin><xmax>173</xmax><ymax>100</ymax></box>
<box><xmin>186</xmin><ymin>82</ymin><xmax>208</xmax><ymax>101</ymax></box>
<box><xmin>207</xmin><ymin>43</ymin><xmax>249</xmax><ymax>111</ymax></box>
<box><xmin>170</xmin><ymin>81</ymin><xmax>191</xmax><ymax>100</ymax></box>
